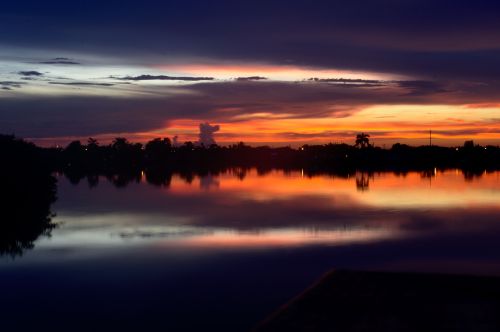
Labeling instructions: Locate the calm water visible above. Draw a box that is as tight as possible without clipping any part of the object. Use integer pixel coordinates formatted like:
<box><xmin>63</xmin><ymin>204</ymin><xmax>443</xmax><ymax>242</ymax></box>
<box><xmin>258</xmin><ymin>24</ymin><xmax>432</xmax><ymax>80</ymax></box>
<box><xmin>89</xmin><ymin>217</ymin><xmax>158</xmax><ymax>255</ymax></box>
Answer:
<box><xmin>1</xmin><ymin>169</ymin><xmax>500</xmax><ymax>331</ymax></box>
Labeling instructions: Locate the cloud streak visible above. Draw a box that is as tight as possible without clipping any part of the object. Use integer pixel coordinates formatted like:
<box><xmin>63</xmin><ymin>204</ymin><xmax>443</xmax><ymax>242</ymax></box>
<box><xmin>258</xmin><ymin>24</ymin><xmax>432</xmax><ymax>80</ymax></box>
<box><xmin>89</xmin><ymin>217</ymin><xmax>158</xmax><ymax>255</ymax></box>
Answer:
<box><xmin>48</xmin><ymin>81</ymin><xmax>115</xmax><ymax>87</ymax></box>
<box><xmin>18</xmin><ymin>71</ymin><xmax>43</xmax><ymax>76</ymax></box>
<box><xmin>115</xmin><ymin>75</ymin><xmax>214</xmax><ymax>81</ymax></box>
<box><xmin>0</xmin><ymin>81</ymin><xmax>25</xmax><ymax>90</ymax></box>
<box><xmin>236</xmin><ymin>76</ymin><xmax>267</xmax><ymax>81</ymax></box>
<box><xmin>38</xmin><ymin>58</ymin><xmax>80</xmax><ymax>65</ymax></box>
<box><xmin>1</xmin><ymin>79</ymin><xmax>499</xmax><ymax>142</ymax></box>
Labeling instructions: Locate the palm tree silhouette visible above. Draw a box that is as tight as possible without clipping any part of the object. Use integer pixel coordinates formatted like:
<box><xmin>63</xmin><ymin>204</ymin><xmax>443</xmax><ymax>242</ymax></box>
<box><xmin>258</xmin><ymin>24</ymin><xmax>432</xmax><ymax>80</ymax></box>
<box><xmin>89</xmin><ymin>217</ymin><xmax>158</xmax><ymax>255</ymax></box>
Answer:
<box><xmin>355</xmin><ymin>133</ymin><xmax>371</xmax><ymax>148</ymax></box>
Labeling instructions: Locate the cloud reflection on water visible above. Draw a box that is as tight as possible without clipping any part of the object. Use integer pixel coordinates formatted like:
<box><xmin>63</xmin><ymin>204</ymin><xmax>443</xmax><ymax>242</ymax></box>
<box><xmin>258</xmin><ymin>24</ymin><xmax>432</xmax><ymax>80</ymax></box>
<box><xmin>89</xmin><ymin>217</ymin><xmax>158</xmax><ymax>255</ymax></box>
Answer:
<box><xmin>33</xmin><ymin>169</ymin><xmax>500</xmax><ymax>252</ymax></box>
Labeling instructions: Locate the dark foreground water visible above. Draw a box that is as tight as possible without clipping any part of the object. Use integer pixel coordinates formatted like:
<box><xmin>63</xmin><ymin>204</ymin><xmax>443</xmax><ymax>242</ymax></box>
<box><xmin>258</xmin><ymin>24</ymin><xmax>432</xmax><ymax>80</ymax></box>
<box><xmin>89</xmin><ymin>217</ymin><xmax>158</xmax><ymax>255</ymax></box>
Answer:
<box><xmin>1</xmin><ymin>169</ymin><xmax>500</xmax><ymax>331</ymax></box>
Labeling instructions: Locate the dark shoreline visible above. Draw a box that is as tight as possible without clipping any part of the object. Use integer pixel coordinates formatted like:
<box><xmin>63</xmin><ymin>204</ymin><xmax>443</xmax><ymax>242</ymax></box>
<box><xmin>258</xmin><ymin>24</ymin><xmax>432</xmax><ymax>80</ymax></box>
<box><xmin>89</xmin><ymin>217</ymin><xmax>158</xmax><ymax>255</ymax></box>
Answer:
<box><xmin>2</xmin><ymin>134</ymin><xmax>499</xmax><ymax>177</ymax></box>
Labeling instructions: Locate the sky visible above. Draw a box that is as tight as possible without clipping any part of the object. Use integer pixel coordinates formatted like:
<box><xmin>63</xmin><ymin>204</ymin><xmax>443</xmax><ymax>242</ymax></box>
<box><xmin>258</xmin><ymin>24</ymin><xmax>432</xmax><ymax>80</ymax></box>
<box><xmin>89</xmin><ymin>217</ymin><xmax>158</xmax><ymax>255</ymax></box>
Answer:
<box><xmin>1</xmin><ymin>0</ymin><xmax>500</xmax><ymax>147</ymax></box>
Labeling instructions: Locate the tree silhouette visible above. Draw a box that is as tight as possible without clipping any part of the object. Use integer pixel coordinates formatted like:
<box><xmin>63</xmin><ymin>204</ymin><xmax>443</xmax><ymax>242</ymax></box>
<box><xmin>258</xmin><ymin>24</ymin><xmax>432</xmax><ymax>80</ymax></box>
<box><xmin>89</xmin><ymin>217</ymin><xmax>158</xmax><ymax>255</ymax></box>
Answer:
<box><xmin>355</xmin><ymin>133</ymin><xmax>371</xmax><ymax>148</ymax></box>
<box><xmin>145</xmin><ymin>138</ymin><xmax>172</xmax><ymax>164</ymax></box>
<box><xmin>112</xmin><ymin>137</ymin><xmax>130</xmax><ymax>151</ymax></box>
<box><xmin>87</xmin><ymin>137</ymin><xmax>99</xmax><ymax>150</ymax></box>
<box><xmin>110</xmin><ymin>137</ymin><xmax>143</xmax><ymax>169</ymax></box>
<box><xmin>0</xmin><ymin>135</ymin><xmax>57</xmax><ymax>256</ymax></box>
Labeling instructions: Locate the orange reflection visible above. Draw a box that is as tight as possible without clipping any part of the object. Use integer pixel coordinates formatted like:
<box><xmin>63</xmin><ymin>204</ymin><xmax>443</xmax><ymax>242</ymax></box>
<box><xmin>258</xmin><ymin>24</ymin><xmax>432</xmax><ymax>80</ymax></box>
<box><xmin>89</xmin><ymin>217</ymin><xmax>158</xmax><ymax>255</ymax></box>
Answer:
<box><xmin>168</xmin><ymin>169</ymin><xmax>500</xmax><ymax>208</ymax></box>
<box><xmin>46</xmin><ymin>170</ymin><xmax>500</xmax><ymax>251</ymax></box>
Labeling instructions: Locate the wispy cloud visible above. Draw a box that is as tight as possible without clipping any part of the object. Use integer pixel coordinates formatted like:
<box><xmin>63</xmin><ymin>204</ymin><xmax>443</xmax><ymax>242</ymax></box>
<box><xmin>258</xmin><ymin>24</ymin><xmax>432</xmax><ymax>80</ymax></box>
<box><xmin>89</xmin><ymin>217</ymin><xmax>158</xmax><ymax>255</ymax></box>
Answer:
<box><xmin>39</xmin><ymin>58</ymin><xmax>80</xmax><ymax>65</ymax></box>
<box><xmin>18</xmin><ymin>71</ymin><xmax>43</xmax><ymax>76</ymax></box>
<box><xmin>48</xmin><ymin>82</ymin><xmax>115</xmax><ymax>87</ymax></box>
<box><xmin>0</xmin><ymin>81</ymin><xmax>25</xmax><ymax>90</ymax></box>
<box><xmin>397</xmin><ymin>80</ymin><xmax>450</xmax><ymax>96</ymax></box>
<box><xmin>114</xmin><ymin>75</ymin><xmax>214</xmax><ymax>81</ymax></box>
<box><xmin>308</xmin><ymin>78</ymin><xmax>384</xmax><ymax>84</ymax></box>
<box><xmin>236</xmin><ymin>76</ymin><xmax>267</xmax><ymax>81</ymax></box>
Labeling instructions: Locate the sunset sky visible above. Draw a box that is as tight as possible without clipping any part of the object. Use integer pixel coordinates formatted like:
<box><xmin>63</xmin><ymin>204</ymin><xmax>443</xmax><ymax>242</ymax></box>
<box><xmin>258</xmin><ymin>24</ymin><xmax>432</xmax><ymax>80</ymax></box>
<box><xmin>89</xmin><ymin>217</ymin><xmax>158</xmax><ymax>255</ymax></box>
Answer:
<box><xmin>1</xmin><ymin>0</ymin><xmax>500</xmax><ymax>147</ymax></box>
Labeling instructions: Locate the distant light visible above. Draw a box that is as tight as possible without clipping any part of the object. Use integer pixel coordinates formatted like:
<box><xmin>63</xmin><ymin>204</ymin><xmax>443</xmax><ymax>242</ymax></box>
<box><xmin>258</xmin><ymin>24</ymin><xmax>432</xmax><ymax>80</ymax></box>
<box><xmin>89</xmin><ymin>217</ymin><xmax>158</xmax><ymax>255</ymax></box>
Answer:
<box><xmin>345</xmin><ymin>154</ymin><xmax>348</xmax><ymax>158</ymax></box>
<box><xmin>456</xmin><ymin>148</ymin><xmax>459</xmax><ymax>151</ymax></box>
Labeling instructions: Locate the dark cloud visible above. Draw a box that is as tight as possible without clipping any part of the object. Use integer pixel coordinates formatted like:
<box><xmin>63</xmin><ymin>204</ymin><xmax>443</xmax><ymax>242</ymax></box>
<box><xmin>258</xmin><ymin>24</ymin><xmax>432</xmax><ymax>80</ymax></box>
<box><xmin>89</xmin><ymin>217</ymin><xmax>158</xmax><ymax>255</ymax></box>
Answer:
<box><xmin>1</xmin><ymin>79</ymin><xmax>499</xmax><ymax>138</ymax></box>
<box><xmin>236</xmin><ymin>76</ymin><xmax>267</xmax><ymax>81</ymax></box>
<box><xmin>18</xmin><ymin>71</ymin><xmax>43</xmax><ymax>76</ymax></box>
<box><xmin>115</xmin><ymin>75</ymin><xmax>214</xmax><ymax>81</ymax></box>
<box><xmin>305</xmin><ymin>78</ymin><xmax>387</xmax><ymax>88</ymax></box>
<box><xmin>39</xmin><ymin>58</ymin><xmax>80</xmax><ymax>65</ymax></box>
<box><xmin>117</xmin><ymin>229</ymin><xmax>208</xmax><ymax>239</ymax></box>
<box><xmin>396</xmin><ymin>80</ymin><xmax>450</xmax><ymax>96</ymax></box>
<box><xmin>308</xmin><ymin>78</ymin><xmax>384</xmax><ymax>84</ymax></box>
<box><xmin>0</xmin><ymin>96</ymin><xmax>183</xmax><ymax>137</ymax></box>
<box><xmin>2</xmin><ymin>1</ymin><xmax>500</xmax><ymax>82</ymax></box>
<box><xmin>0</xmin><ymin>81</ymin><xmax>24</xmax><ymax>89</ymax></box>
<box><xmin>308</xmin><ymin>79</ymin><xmax>451</xmax><ymax>94</ymax></box>
<box><xmin>48</xmin><ymin>81</ymin><xmax>115</xmax><ymax>87</ymax></box>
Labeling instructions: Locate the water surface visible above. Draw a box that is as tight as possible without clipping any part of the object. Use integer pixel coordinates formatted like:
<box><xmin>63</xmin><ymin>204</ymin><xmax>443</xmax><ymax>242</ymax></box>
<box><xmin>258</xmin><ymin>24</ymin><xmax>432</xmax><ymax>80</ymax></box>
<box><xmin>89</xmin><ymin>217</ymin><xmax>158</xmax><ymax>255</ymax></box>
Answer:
<box><xmin>1</xmin><ymin>169</ymin><xmax>500</xmax><ymax>330</ymax></box>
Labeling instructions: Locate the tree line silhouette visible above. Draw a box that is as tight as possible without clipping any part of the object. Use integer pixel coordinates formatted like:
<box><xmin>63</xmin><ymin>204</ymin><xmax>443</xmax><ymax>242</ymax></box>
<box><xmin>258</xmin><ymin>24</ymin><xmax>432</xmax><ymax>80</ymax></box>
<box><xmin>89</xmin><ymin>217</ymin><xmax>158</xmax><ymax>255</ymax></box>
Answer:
<box><xmin>1</xmin><ymin>133</ymin><xmax>499</xmax><ymax>256</ymax></box>
<box><xmin>46</xmin><ymin>134</ymin><xmax>500</xmax><ymax>174</ymax></box>
<box><xmin>3</xmin><ymin>133</ymin><xmax>500</xmax><ymax>178</ymax></box>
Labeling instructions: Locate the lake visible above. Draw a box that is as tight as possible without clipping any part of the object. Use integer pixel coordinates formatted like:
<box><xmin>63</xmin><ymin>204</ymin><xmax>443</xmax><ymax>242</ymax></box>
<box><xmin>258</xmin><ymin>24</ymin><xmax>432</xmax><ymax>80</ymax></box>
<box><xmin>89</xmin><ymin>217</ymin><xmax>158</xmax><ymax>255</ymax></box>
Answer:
<box><xmin>1</xmin><ymin>169</ymin><xmax>500</xmax><ymax>331</ymax></box>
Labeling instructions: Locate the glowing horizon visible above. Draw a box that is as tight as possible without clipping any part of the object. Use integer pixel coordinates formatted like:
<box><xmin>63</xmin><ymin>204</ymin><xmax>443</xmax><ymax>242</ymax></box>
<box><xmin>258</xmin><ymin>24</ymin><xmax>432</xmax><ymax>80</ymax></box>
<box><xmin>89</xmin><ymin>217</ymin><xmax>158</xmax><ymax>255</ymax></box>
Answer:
<box><xmin>2</xmin><ymin>1</ymin><xmax>500</xmax><ymax>146</ymax></box>
<box><xmin>28</xmin><ymin>102</ymin><xmax>500</xmax><ymax>147</ymax></box>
